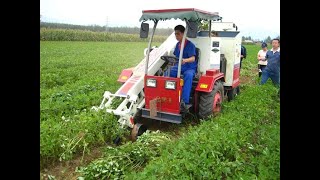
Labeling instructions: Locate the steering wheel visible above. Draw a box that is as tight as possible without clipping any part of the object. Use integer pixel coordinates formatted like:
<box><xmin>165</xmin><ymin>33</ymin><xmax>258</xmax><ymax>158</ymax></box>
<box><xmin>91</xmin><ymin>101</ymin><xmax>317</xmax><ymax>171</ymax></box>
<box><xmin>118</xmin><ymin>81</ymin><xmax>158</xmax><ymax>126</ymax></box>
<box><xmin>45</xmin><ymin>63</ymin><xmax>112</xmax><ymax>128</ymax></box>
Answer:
<box><xmin>160</xmin><ymin>56</ymin><xmax>178</xmax><ymax>64</ymax></box>
<box><xmin>161</xmin><ymin>56</ymin><xmax>179</xmax><ymax>64</ymax></box>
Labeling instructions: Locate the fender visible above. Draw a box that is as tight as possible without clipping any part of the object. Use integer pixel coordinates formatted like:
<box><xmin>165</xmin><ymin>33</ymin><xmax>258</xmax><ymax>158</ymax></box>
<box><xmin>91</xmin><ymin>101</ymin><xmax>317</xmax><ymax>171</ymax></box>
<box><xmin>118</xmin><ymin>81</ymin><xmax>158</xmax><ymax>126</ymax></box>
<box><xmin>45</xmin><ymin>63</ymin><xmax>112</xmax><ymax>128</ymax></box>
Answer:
<box><xmin>195</xmin><ymin>69</ymin><xmax>224</xmax><ymax>93</ymax></box>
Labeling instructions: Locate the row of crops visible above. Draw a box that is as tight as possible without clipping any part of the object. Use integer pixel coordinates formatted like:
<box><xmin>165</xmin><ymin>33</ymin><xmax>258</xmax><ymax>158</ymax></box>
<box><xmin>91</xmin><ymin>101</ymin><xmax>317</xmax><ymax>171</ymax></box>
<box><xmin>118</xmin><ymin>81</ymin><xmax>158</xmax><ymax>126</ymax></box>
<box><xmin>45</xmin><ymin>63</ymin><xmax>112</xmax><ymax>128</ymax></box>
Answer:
<box><xmin>40</xmin><ymin>41</ymin><xmax>279</xmax><ymax>179</ymax></box>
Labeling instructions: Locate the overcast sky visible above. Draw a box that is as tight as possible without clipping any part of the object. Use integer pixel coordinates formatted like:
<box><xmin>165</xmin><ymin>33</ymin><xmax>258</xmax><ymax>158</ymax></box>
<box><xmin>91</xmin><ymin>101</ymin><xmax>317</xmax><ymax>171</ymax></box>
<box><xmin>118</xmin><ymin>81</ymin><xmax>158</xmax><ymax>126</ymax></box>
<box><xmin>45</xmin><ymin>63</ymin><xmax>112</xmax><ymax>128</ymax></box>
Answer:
<box><xmin>40</xmin><ymin>0</ymin><xmax>280</xmax><ymax>40</ymax></box>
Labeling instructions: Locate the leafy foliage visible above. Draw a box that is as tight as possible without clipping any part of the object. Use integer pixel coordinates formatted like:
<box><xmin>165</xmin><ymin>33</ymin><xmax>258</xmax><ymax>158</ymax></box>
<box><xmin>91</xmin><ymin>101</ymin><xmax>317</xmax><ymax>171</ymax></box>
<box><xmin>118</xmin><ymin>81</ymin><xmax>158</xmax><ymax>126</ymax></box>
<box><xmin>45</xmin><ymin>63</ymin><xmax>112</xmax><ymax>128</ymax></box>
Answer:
<box><xmin>41</xmin><ymin>42</ymin><xmax>279</xmax><ymax>179</ymax></box>
<box><xmin>40</xmin><ymin>41</ymin><xmax>160</xmax><ymax>168</ymax></box>
<box><xmin>40</xmin><ymin>111</ymin><xmax>129</xmax><ymax>168</ymax></box>
<box><xmin>76</xmin><ymin>130</ymin><xmax>171</xmax><ymax>179</ymax></box>
<box><xmin>125</xmin><ymin>84</ymin><xmax>279</xmax><ymax>179</ymax></box>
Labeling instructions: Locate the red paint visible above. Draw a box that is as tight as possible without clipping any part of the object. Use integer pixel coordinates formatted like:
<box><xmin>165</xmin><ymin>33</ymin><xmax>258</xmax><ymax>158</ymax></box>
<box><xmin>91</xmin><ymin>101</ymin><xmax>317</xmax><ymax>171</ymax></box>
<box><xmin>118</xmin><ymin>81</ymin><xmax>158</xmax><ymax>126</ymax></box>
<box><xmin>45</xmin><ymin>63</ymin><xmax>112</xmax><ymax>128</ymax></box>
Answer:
<box><xmin>130</xmin><ymin>117</ymin><xmax>134</xmax><ymax>125</ymax></box>
<box><xmin>232</xmin><ymin>63</ymin><xmax>240</xmax><ymax>88</ymax></box>
<box><xmin>213</xmin><ymin>91</ymin><xmax>222</xmax><ymax>113</ymax></box>
<box><xmin>206</xmin><ymin>69</ymin><xmax>220</xmax><ymax>76</ymax></box>
<box><xmin>195</xmin><ymin>69</ymin><xmax>224</xmax><ymax>92</ymax></box>
<box><xmin>144</xmin><ymin>75</ymin><xmax>182</xmax><ymax>114</ymax></box>
<box><xmin>117</xmin><ymin>68</ymin><xmax>134</xmax><ymax>83</ymax></box>
<box><xmin>196</xmin><ymin>76</ymin><xmax>214</xmax><ymax>92</ymax></box>
<box><xmin>142</xmin><ymin>8</ymin><xmax>219</xmax><ymax>16</ymax></box>
<box><xmin>118</xmin><ymin>81</ymin><xmax>134</xmax><ymax>96</ymax></box>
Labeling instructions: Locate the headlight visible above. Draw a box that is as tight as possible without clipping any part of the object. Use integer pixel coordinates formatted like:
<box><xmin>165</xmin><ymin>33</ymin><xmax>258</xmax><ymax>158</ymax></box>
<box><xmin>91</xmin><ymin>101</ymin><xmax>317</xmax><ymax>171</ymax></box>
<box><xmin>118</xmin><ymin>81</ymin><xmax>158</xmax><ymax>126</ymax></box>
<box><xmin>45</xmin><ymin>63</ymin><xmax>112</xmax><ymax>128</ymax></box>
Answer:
<box><xmin>146</xmin><ymin>79</ymin><xmax>157</xmax><ymax>87</ymax></box>
<box><xmin>165</xmin><ymin>81</ymin><xmax>176</xmax><ymax>89</ymax></box>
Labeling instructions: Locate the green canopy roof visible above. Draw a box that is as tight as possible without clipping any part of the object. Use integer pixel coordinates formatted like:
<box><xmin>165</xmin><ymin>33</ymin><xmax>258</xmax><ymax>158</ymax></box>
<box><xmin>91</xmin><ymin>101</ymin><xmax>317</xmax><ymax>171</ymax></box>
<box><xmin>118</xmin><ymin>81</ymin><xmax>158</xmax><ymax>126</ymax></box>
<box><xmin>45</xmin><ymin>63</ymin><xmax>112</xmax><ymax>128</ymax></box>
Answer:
<box><xmin>139</xmin><ymin>8</ymin><xmax>222</xmax><ymax>22</ymax></box>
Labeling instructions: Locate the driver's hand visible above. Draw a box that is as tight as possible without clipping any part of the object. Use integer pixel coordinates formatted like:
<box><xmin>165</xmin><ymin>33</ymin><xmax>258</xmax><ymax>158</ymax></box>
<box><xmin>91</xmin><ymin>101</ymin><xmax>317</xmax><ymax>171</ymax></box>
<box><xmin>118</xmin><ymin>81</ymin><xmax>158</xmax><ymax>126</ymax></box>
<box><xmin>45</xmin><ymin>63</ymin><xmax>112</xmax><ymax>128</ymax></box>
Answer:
<box><xmin>182</xmin><ymin>59</ymin><xmax>186</xmax><ymax>64</ymax></box>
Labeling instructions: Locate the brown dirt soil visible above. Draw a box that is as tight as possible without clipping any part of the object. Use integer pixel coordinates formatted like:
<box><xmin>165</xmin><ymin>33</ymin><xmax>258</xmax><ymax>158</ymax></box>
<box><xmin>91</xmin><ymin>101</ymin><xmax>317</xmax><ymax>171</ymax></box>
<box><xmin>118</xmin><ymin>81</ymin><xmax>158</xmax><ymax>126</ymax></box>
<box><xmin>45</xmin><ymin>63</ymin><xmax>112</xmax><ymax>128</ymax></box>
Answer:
<box><xmin>40</xmin><ymin>147</ymin><xmax>103</xmax><ymax>180</ymax></box>
<box><xmin>240</xmin><ymin>68</ymin><xmax>259</xmax><ymax>85</ymax></box>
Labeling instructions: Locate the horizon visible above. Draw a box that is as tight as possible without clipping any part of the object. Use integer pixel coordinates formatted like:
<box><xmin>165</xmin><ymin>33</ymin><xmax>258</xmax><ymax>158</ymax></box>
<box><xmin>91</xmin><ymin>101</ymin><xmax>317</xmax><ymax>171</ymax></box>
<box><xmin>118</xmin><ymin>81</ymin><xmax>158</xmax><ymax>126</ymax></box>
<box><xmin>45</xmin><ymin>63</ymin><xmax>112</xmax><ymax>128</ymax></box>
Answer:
<box><xmin>40</xmin><ymin>21</ymin><xmax>277</xmax><ymax>41</ymax></box>
<box><xmin>40</xmin><ymin>0</ymin><xmax>280</xmax><ymax>40</ymax></box>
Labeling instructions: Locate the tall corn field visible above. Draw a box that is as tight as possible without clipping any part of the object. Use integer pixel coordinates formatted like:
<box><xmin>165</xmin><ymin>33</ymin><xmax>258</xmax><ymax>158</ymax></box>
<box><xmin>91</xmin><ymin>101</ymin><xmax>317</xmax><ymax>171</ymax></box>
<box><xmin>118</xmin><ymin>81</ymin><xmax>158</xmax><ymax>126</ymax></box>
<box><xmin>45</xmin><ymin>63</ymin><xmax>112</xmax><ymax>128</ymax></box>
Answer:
<box><xmin>40</xmin><ymin>28</ymin><xmax>167</xmax><ymax>42</ymax></box>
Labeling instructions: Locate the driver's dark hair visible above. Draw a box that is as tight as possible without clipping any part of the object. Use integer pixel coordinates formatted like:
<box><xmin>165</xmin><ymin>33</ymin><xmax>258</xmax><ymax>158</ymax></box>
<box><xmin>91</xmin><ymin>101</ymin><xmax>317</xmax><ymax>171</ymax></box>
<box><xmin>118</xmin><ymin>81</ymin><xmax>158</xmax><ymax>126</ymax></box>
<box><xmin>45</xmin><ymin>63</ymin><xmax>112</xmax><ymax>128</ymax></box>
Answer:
<box><xmin>272</xmin><ymin>38</ymin><xmax>280</xmax><ymax>43</ymax></box>
<box><xmin>174</xmin><ymin>25</ymin><xmax>185</xmax><ymax>33</ymax></box>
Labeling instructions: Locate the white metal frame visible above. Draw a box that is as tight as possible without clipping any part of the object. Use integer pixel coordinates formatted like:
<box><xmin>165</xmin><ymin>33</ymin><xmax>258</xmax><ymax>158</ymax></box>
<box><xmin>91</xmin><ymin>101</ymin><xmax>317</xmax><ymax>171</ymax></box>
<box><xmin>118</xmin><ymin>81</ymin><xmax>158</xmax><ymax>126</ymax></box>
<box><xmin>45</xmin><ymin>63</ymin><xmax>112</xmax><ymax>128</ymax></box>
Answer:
<box><xmin>92</xmin><ymin>91</ymin><xmax>145</xmax><ymax>128</ymax></box>
<box><xmin>92</xmin><ymin>29</ymin><xmax>177</xmax><ymax>128</ymax></box>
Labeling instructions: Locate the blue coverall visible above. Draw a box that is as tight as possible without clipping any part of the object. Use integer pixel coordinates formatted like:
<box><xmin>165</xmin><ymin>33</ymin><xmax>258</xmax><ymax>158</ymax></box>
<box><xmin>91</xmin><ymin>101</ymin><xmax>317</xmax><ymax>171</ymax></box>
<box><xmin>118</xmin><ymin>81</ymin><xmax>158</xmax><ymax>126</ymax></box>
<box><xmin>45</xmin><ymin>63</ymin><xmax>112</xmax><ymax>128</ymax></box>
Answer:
<box><xmin>260</xmin><ymin>48</ymin><xmax>280</xmax><ymax>87</ymax></box>
<box><xmin>169</xmin><ymin>40</ymin><xmax>197</xmax><ymax>104</ymax></box>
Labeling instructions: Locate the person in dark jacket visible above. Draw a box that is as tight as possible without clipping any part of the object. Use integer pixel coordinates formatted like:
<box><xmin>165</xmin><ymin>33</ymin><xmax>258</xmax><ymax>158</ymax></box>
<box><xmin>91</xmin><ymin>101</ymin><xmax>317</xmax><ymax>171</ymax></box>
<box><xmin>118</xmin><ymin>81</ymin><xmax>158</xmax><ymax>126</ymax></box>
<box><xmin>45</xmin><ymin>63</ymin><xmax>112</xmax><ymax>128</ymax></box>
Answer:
<box><xmin>240</xmin><ymin>45</ymin><xmax>247</xmax><ymax>69</ymax></box>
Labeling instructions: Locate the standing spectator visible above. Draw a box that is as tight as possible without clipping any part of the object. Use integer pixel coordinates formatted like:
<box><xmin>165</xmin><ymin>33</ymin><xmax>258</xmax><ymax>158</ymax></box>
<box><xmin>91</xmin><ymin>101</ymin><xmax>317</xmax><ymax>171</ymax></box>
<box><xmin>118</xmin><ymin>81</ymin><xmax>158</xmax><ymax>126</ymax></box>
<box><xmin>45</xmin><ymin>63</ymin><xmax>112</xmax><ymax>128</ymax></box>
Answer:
<box><xmin>240</xmin><ymin>45</ymin><xmax>247</xmax><ymax>69</ymax></box>
<box><xmin>257</xmin><ymin>42</ymin><xmax>268</xmax><ymax>77</ymax></box>
<box><xmin>260</xmin><ymin>38</ymin><xmax>280</xmax><ymax>87</ymax></box>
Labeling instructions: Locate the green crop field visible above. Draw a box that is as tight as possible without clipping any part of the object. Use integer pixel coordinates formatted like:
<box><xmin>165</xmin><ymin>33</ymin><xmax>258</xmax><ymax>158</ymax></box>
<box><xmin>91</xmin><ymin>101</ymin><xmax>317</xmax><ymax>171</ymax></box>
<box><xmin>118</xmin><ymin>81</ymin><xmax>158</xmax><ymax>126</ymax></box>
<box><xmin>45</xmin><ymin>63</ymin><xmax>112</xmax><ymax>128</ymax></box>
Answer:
<box><xmin>40</xmin><ymin>41</ymin><xmax>162</xmax><ymax>168</ymax></box>
<box><xmin>40</xmin><ymin>42</ymin><xmax>279</xmax><ymax>179</ymax></box>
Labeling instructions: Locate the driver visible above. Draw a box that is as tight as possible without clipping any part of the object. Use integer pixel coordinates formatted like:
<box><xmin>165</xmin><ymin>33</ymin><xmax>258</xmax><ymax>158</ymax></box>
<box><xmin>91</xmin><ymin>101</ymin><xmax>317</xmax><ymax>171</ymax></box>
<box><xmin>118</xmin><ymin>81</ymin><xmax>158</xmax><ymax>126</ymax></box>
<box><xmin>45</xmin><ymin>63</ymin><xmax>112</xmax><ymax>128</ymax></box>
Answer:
<box><xmin>168</xmin><ymin>25</ymin><xmax>197</xmax><ymax>110</ymax></box>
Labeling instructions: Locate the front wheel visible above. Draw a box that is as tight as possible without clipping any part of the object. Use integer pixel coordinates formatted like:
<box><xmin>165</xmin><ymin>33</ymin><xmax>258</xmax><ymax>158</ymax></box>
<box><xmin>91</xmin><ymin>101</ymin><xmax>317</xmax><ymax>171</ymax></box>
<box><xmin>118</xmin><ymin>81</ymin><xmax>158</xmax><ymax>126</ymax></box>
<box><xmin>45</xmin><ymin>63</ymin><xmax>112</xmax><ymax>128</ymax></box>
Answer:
<box><xmin>198</xmin><ymin>80</ymin><xmax>224</xmax><ymax>119</ymax></box>
<box><xmin>131</xmin><ymin>123</ymin><xmax>147</xmax><ymax>141</ymax></box>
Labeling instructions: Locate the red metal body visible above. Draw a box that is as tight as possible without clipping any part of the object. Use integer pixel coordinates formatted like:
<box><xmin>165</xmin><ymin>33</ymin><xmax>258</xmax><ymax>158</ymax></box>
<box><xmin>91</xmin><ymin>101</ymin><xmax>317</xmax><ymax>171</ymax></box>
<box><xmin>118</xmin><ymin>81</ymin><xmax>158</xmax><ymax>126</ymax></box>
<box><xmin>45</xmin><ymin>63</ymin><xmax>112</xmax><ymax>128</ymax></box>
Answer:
<box><xmin>117</xmin><ymin>67</ymin><xmax>134</xmax><ymax>83</ymax></box>
<box><xmin>213</xmin><ymin>91</ymin><xmax>222</xmax><ymax>112</ymax></box>
<box><xmin>144</xmin><ymin>75</ymin><xmax>182</xmax><ymax>114</ymax></box>
<box><xmin>195</xmin><ymin>69</ymin><xmax>224</xmax><ymax>92</ymax></box>
<box><xmin>232</xmin><ymin>63</ymin><xmax>240</xmax><ymax>88</ymax></box>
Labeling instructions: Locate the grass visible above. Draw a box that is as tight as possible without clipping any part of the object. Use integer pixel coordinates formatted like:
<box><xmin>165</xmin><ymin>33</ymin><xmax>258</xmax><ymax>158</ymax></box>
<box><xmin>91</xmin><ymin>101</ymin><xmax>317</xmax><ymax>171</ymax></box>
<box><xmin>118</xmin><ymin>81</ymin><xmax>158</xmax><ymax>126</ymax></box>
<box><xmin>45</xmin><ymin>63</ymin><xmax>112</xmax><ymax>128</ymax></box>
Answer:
<box><xmin>40</xmin><ymin>42</ymin><xmax>279</xmax><ymax>179</ymax></box>
<box><xmin>40</xmin><ymin>41</ymin><xmax>149</xmax><ymax>121</ymax></box>
<box><xmin>40</xmin><ymin>41</ymin><xmax>160</xmax><ymax>168</ymax></box>
<box><xmin>125</xmin><ymin>84</ymin><xmax>279</xmax><ymax>179</ymax></box>
<box><xmin>76</xmin><ymin>44</ymin><xmax>280</xmax><ymax>179</ymax></box>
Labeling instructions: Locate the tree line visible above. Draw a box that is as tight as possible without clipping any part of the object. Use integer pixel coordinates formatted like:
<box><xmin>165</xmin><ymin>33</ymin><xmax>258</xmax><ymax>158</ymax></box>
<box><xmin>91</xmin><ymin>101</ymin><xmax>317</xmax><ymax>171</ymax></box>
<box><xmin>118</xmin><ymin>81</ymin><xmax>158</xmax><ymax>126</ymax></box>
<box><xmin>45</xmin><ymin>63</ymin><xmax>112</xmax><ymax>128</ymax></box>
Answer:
<box><xmin>40</xmin><ymin>19</ymin><xmax>279</xmax><ymax>43</ymax></box>
<box><xmin>242</xmin><ymin>35</ymin><xmax>280</xmax><ymax>43</ymax></box>
<box><xmin>40</xmin><ymin>22</ymin><xmax>173</xmax><ymax>36</ymax></box>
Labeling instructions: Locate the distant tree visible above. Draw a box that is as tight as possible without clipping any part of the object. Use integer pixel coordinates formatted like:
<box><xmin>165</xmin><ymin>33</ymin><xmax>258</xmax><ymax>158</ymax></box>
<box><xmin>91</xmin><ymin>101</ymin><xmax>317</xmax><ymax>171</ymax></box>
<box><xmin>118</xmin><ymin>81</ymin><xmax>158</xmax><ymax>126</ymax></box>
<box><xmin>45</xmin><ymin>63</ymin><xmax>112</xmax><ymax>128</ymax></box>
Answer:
<box><xmin>242</xmin><ymin>36</ymin><xmax>245</xmax><ymax>41</ymax></box>
<box><xmin>243</xmin><ymin>36</ymin><xmax>251</xmax><ymax>41</ymax></box>
<box><xmin>265</xmin><ymin>36</ymin><xmax>272</xmax><ymax>43</ymax></box>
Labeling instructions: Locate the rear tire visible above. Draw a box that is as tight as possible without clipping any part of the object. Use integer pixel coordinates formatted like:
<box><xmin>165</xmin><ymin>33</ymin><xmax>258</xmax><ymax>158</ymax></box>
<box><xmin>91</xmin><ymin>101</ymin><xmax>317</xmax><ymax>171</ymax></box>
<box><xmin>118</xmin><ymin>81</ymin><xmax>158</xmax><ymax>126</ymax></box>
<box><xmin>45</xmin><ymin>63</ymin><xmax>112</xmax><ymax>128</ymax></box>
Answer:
<box><xmin>236</xmin><ymin>86</ymin><xmax>240</xmax><ymax>95</ymax></box>
<box><xmin>227</xmin><ymin>87</ymin><xmax>239</xmax><ymax>102</ymax></box>
<box><xmin>198</xmin><ymin>80</ymin><xmax>224</xmax><ymax>119</ymax></box>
